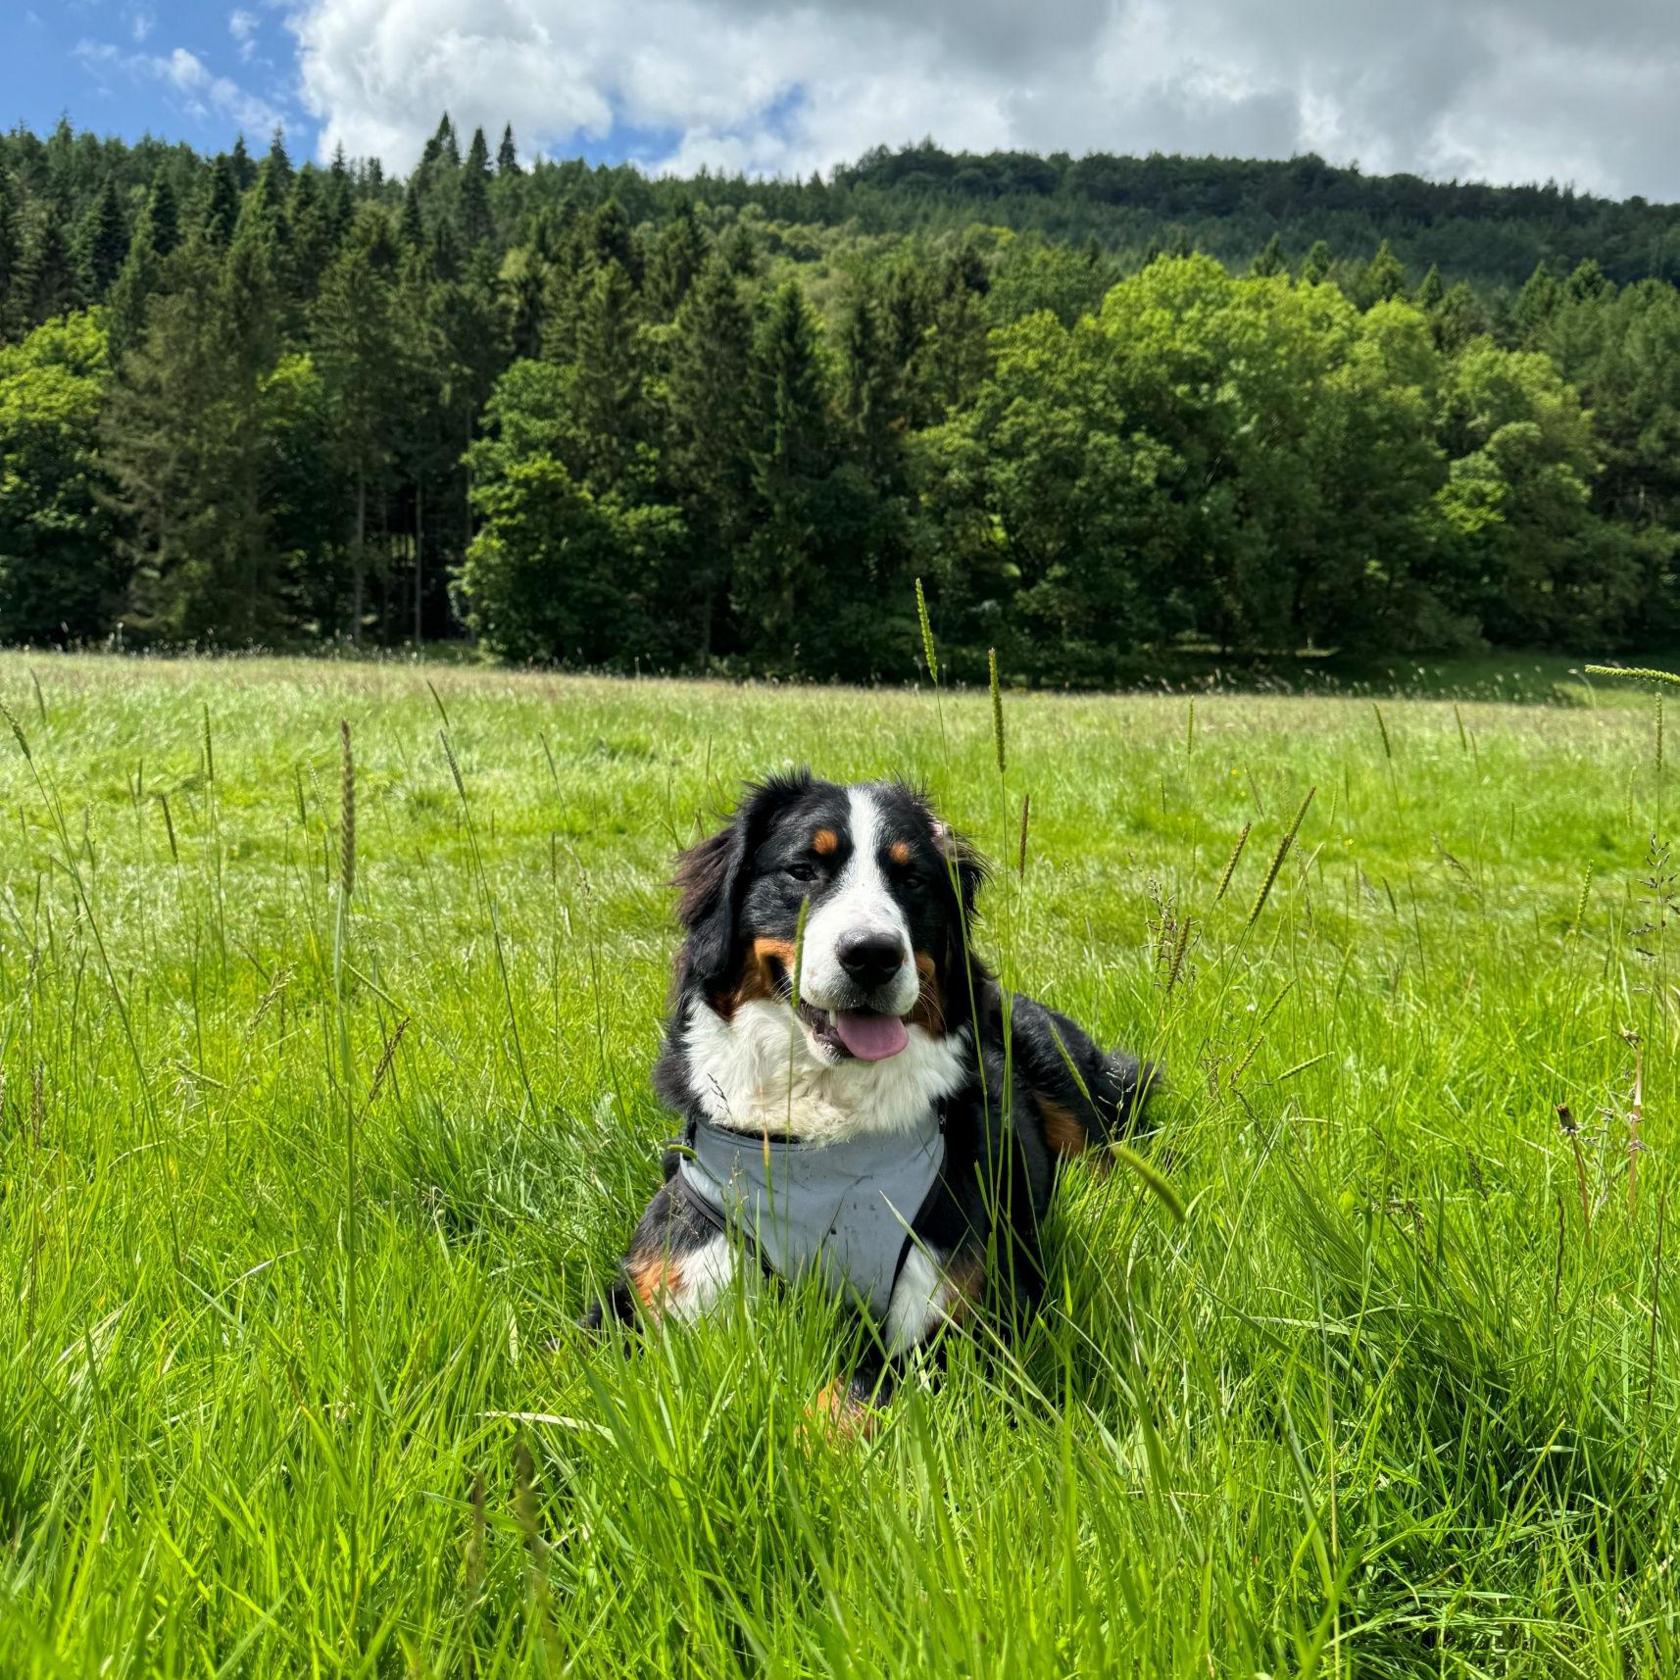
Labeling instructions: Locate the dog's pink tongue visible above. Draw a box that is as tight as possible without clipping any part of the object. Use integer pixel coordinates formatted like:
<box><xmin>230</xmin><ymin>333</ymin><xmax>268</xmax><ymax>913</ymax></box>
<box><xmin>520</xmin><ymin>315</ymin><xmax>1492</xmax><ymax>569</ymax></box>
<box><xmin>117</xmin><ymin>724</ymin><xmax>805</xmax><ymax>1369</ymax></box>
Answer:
<box><xmin>833</xmin><ymin>1011</ymin><xmax>910</xmax><ymax>1061</ymax></box>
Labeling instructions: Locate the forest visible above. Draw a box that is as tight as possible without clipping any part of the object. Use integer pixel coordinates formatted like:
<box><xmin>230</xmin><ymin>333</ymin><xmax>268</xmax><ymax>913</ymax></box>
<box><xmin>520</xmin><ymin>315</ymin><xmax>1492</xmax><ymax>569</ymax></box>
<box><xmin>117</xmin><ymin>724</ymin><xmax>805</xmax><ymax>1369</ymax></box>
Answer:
<box><xmin>1</xmin><ymin>116</ymin><xmax>1678</xmax><ymax>682</ymax></box>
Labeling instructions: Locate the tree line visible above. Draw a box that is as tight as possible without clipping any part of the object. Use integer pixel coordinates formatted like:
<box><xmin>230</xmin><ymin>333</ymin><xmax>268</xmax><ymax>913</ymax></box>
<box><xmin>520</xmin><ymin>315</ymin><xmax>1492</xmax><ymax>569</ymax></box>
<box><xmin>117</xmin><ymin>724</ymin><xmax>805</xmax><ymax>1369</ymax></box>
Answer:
<box><xmin>0</xmin><ymin>116</ymin><xmax>1676</xmax><ymax>682</ymax></box>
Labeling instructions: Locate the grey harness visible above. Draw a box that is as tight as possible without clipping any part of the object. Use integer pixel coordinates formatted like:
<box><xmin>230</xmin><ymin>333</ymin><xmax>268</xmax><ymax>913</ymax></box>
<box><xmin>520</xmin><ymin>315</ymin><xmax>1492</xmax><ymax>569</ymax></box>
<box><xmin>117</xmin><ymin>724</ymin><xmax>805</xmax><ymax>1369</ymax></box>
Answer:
<box><xmin>675</xmin><ymin>1114</ymin><xmax>945</xmax><ymax>1319</ymax></box>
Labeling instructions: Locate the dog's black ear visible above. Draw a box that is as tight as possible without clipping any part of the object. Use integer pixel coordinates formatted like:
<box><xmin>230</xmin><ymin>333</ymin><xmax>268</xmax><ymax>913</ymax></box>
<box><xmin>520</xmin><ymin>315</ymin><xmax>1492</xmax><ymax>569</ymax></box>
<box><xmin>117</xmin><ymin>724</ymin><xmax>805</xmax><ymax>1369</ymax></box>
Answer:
<box><xmin>672</xmin><ymin>822</ymin><xmax>747</xmax><ymax>989</ymax></box>
<box><xmin>931</xmin><ymin>816</ymin><xmax>988</xmax><ymax>925</ymax></box>
<box><xmin>672</xmin><ymin>771</ymin><xmax>811</xmax><ymax>992</ymax></box>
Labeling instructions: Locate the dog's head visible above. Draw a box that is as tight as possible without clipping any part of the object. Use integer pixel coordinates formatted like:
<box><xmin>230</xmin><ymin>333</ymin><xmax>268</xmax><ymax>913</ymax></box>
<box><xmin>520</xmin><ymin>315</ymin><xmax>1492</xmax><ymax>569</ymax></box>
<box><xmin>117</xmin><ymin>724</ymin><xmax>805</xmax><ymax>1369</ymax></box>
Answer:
<box><xmin>671</xmin><ymin>772</ymin><xmax>987</xmax><ymax>1061</ymax></box>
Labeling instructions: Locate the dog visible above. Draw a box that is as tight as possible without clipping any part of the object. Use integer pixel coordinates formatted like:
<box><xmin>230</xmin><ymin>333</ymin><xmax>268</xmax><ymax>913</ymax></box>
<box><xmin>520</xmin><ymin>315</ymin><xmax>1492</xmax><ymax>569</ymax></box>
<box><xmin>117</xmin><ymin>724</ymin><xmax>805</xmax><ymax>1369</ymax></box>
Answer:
<box><xmin>586</xmin><ymin>772</ymin><xmax>1152</xmax><ymax>1429</ymax></box>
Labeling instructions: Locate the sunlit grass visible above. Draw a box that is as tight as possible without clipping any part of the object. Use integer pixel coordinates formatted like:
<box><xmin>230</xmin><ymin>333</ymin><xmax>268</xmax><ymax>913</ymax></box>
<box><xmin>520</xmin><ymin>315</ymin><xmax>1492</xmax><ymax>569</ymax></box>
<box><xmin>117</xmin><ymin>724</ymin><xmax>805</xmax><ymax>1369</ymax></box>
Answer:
<box><xmin>1</xmin><ymin>650</ymin><xmax>1676</xmax><ymax>1676</ymax></box>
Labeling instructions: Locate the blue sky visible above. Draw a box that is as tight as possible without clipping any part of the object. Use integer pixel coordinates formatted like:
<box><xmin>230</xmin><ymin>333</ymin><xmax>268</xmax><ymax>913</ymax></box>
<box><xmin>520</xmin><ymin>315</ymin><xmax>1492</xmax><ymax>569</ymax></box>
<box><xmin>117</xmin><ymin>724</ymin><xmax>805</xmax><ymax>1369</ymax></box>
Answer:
<box><xmin>6</xmin><ymin>1</ymin><xmax>302</xmax><ymax>149</ymax></box>
<box><xmin>4</xmin><ymin>0</ymin><xmax>1679</xmax><ymax>198</ymax></box>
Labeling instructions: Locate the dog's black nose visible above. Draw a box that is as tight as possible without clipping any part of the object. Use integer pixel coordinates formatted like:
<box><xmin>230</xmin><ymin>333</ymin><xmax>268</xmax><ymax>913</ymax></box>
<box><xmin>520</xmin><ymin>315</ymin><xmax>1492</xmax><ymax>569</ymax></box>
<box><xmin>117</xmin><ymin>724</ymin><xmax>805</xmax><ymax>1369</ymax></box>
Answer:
<box><xmin>836</xmin><ymin>931</ymin><xmax>906</xmax><ymax>990</ymax></box>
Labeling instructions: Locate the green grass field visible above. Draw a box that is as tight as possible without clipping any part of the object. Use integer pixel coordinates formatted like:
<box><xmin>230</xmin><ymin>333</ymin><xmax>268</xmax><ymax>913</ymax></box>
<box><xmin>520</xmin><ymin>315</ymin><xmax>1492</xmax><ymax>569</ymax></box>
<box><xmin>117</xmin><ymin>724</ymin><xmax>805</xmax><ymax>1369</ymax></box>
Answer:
<box><xmin>2</xmin><ymin>651</ymin><xmax>1676</xmax><ymax>1677</ymax></box>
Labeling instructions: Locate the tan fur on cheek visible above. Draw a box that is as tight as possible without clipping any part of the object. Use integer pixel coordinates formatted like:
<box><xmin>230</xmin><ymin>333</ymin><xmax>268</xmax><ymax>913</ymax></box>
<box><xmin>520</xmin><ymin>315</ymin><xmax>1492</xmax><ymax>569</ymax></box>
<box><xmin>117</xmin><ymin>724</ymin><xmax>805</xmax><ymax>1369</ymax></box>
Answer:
<box><xmin>716</xmin><ymin>937</ymin><xmax>797</xmax><ymax>1013</ymax></box>
<box><xmin>908</xmin><ymin>951</ymin><xmax>946</xmax><ymax>1036</ymax></box>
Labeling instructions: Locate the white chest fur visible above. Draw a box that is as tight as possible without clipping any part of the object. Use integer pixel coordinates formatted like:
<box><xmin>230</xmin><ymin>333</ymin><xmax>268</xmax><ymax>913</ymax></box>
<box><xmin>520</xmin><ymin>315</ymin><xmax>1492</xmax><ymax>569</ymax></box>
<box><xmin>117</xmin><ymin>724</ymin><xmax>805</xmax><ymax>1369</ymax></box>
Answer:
<box><xmin>682</xmin><ymin>997</ymin><xmax>970</xmax><ymax>1143</ymax></box>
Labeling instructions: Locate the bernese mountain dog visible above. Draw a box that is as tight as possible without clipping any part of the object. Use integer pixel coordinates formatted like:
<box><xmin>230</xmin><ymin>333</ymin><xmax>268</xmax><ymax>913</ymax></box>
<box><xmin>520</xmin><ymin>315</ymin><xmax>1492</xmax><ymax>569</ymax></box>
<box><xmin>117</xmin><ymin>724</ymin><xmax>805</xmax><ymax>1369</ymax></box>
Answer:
<box><xmin>587</xmin><ymin>772</ymin><xmax>1152</xmax><ymax>1432</ymax></box>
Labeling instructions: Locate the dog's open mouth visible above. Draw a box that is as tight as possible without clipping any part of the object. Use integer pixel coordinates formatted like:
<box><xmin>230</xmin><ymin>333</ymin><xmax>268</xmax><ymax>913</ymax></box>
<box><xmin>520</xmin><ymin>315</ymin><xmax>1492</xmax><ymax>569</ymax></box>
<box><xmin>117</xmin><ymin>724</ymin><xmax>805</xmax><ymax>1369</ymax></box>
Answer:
<box><xmin>795</xmin><ymin>1001</ymin><xmax>910</xmax><ymax>1062</ymax></box>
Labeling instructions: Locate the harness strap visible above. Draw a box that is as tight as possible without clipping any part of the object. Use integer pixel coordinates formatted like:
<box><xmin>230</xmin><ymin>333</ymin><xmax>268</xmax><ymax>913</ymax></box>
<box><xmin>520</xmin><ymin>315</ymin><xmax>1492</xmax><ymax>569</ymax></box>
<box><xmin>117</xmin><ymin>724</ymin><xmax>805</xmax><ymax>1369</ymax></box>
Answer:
<box><xmin>674</xmin><ymin>1114</ymin><xmax>944</xmax><ymax>1320</ymax></box>
<box><xmin>670</xmin><ymin>1160</ymin><xmax>780</xmax><ymax>1280</ymax></box>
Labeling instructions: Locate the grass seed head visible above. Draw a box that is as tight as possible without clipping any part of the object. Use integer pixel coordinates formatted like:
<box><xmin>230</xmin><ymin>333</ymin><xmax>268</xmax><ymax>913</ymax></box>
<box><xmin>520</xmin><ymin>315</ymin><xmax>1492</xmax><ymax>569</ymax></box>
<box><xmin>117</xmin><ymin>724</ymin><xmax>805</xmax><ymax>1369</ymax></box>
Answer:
<box><xmin>988</xmin><ymin>648</ymin><xmax>1005</xmax><ymax>775</ymax></box>
<box><xmin>915</xmin><ymin>578</ymin><xmax>939</xmax><ymax>685</ymax></box>
<box><xmin>1215</xmin><ymin>822</ymin><xmax>1251</xmax><ymax>902</ymax></box>
<box><xmin>339</xmin><ymin>718</ymin><xmax>356</xmax><ymax>904</ymax></box>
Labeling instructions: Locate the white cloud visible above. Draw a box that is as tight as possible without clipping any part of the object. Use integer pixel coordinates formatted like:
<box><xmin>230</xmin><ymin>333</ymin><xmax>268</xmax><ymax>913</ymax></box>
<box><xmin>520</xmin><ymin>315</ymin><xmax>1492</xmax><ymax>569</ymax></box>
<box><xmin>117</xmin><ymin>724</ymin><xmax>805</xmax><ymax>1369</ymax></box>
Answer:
<box><xmin>74</xmin><ymin>38</ymin><xmax>285</xmax><ymax>137</ymax></box>
<box><xmin>131</xmin><ymin>9</ymin><xmax>155</xmax><ymax>43</ymax></box>
<box><xmin>284</xmin><ymin>0</ymin><xmax>1680</xmax><ymax>198</ymax></box>
<box><xmin>229</xmin><ymin>9</ymin><xmax>260</xmax><ymax>63</ymax></box>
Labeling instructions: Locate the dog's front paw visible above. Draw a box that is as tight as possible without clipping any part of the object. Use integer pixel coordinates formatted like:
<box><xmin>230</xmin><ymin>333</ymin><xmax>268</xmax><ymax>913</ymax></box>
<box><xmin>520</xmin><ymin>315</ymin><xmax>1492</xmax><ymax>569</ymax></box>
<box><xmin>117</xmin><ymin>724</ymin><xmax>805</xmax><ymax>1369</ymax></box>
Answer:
<box><xmin>800</xmin><ymin>1375</ymin><xmax>886</xmax><ymax>1446</ymax></box>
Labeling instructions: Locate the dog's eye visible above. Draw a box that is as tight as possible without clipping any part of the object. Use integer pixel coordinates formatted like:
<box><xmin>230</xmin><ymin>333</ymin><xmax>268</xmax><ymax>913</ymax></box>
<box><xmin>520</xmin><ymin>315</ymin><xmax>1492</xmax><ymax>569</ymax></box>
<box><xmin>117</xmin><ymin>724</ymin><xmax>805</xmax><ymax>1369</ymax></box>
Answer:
<box><xmin>785</xmin><ymin>861</ymin><xmax>819</xmax><ymax>883</ymax></box>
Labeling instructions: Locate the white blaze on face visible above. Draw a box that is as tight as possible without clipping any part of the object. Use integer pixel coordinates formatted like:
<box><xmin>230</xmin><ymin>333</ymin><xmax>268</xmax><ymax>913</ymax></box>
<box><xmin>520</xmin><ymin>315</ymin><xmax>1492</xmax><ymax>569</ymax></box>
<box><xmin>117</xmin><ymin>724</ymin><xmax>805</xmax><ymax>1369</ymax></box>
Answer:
<box><xmin>799</xmin><ymin>787</ymin><xmax>918</xmax><ymax>1016</ymax></box>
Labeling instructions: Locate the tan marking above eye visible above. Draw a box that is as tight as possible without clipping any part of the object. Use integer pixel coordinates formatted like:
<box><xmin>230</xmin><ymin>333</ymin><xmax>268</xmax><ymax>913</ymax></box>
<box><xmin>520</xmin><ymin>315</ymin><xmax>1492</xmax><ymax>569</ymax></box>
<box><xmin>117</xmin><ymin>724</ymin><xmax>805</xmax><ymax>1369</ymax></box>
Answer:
<box><xmin>888</xmin><ymin>840</ymin><xmax>912</xmax><ymax>865</ymax></box>
<box><xmin>812</xmin><ymin>828</ymin><xmax>839</xmax><ymax>855</ymax></box>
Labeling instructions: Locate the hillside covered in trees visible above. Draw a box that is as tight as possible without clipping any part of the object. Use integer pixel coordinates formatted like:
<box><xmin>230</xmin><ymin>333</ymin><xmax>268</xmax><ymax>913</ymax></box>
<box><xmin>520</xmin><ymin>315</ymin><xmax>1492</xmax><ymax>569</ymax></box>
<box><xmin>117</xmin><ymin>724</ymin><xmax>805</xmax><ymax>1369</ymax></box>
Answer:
<box><xmin>1</xmin><ymin>117</ymin><xmax>1678</xmax><ymax>681</ymax></box>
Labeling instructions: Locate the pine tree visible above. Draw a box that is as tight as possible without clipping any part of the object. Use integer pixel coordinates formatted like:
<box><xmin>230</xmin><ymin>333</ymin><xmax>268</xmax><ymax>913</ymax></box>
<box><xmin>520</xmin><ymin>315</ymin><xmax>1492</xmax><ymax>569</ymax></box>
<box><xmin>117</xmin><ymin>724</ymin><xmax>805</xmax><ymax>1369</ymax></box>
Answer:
<box><xmin>147</xmin><ymin>176</ymin><xmax>180</xmax><ymax>259</ymax></box>
<box><xmin>312</xmin><ymin>214</ymin><xmax>403</xmax><ymax>641</ymax></box>
<box><xmin>459</xmin><ymin>127</ymin><xmax>493</xmax><ymax>248</ymax></box>
<box><xmin>736</xmin><ymin>280</ymin><xmax>834</xmax><ymax>661</ymax></box>
<box><xmin>107</xmin><ymin>205</ymin><xmax>158</xmax><ymax>362</ymax></box>
<box><xmin>103</xmin><ymin>233</ymin><xmax>282</xmax><ymax>641</ymax></box>
<box><xmin>107</xmin><ymin>178</ymin><xmax>183</xmax><ymax>360</ymax></box>
<box><xmin>427</xmin><ymin>240</ymin><xmax>509</xmax><ymax>598</ymax></box>
<box><xmin>1566</xmin><ymin>258</ymin><xmax>1610</xmax><ymax>303</ymax></box>
<box><xmin>428</xmin><ymin>217</ymin><xmax>463</xmax><ymax>286</ymax></box>
<box><xmin>106</xmin><ymin>244</ymin><xmax>154</xmax><ymax>366</ymax></box>
<box><xmin>286</xmin><ymin>167</ymin><xmax>337</xmax><ymax>295</ymax></box>
<box><xmin>1249</xmin><ymin>233</ymin><xmax>1286</xmax><ymax>277</ymax></box>
<box><xmin>1357</xmin><ymin>239</ymin><xmax>1407</xmax><ymax>308</ymax></box>
<box><xmin>326</xmin><ymin>145</ymin><xmax>354</xmax><ymax>245</ymax></box>
<box><xmin>241</xmin><ymin>147</ymin><xmax>290</xmax><ymax>262</ymax></box>
<box><xmin>755</xmin><ymin>278</ymin><xmax>832</xmax><ymax>471</ymax></box>
<box><xmin>1431</xmin><ymin>280</ymin><xmax>1491</xmax><ymax>353</ymax></box>
<box><xmin>879</xmin><ymin>257</ymin><xmax>931</xmax><ymax>376</ymax></box>
<box><xmin>569</xmin><ymin>258</ymin><xmax>646</xmax><ymax>491</ymax></box>
<box><xmin>1414</xmin><ymin>263</ymin><xmax>1445</xmax><ymax>311</ymax></box>
<box><xmin>496</xmin><ymin>124</ymin><xmax>520</xmax><ymax>177</ymax></box>
<box><xmin>0</xmin><ymin>170</ymin><xmax>19</xmax><ymax>329</ymax></box>
<box><xmin>585</xmin><ymin>199</ymin><xmax>641</xmax><ymax>285</ymax></box>
<box><xmin>14</xmin><ymin>205</ymin><xmax>78</xmax><ymax>326</ymax></box>
<box><xmin>914</xmin><ymin>244</ymin><xmax>990</xmax><ymax>418</ymax></box>
<box><xmin>201</xmin><ymin>154</ymin><xmax>241</xmax><ymax>246</ymax></box>
<box><xmin>400</xmin><ymin>176</ymin><xmax>425</xmax><ymax>248</ymax></box>
<box><xmin>666</xmin><ymin>255</ymin><xmax>755</xmax><ymax>657</ymax></box>
<box><xmin>718</xmin><ymin>220</ymin><xmax>758</xmax><ymax>277</ymax></box>
<box><xmin>837</xmin><ymin>268</ymin><xmax>902</xmax><ymax>482</ymax></box>
<box><xmin>74</xmin><ymin>176</ymin><xmax>129</xmax><ymax>300</ymax></box>
<box><xmin>263</xmin><ymin>128</ymin><xmax>293</xmax><ymax>195</ymax></box>
<box><xmin>499</xmin><ymin>242</ymin><xmax>549</xmax><ymax>360</ymax></box>
<box><xmin>431</xmin><ymin>114</ymin><xmax>460</xmax><ymax>170</ymax></box>
<box><xmin>1298</xmin><ymin>239</ymin><xmax>1333</xmax><ymax>285</ymax></box>
<box><xmin>1513</xmin><ymin>262</ymin><xmax>1562</xmax><ymax>341</ymax></box>
<box><xmin>645</xmin><ymin>205</ymin><xmax>706</xmax><ymax>317</ymax></box>
<box><xmin>230</xmin><ymin>135</ymin><xmax>256</xmax><ymax>192</ymax></box>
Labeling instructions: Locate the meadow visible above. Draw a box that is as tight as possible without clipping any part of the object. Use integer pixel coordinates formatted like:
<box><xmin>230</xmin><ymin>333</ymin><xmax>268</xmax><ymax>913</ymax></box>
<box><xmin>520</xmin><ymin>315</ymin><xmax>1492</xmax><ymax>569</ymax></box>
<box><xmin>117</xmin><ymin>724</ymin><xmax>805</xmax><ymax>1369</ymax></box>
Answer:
<box><xmin>0</xmin><ymin>650</ymin><xmax>1676</xmax><ymax>1677</ymax></box>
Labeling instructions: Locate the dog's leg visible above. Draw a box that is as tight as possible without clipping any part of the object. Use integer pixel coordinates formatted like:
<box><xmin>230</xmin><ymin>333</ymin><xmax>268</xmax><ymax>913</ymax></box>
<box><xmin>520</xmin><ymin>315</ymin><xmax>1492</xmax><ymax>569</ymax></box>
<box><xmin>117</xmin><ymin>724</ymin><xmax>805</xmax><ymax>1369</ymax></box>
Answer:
<box><xmin>882</xmin><ymin>1242</ymin><xmax>988</xmax><ymax>1358</ymax></box>
<box><xmin>584</xmin><ymin>1182</ymin><xmax>743</xmax><ymax>1329</ymax></box>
